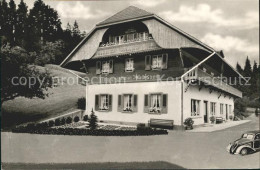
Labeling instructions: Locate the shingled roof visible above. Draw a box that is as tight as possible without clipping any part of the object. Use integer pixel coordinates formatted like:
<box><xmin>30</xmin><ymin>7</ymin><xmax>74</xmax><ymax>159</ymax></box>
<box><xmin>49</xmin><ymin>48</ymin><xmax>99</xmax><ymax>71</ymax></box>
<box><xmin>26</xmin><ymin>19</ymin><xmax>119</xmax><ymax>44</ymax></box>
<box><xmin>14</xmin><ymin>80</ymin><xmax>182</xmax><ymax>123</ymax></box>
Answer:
<box><xmin>97</xmin><ymin>6</ymin><xmax>153</xmax><ymax>26</ymax></box>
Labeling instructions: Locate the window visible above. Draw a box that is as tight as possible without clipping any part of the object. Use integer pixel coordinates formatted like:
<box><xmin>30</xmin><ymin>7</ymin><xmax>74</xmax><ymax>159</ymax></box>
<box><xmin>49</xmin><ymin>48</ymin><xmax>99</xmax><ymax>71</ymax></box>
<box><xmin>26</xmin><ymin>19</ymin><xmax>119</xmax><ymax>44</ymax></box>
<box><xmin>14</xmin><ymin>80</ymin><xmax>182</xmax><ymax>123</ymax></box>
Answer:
<box><xmin>210</xmin><ymin>102</ymin><xmax>216</xmax><ymax>115</ymax></box>
<box><xmin>96</xmin><ymin>60</ymin><xmax>113</xmax><ymax>74</ymax></box>
<box><xmin>147</xmin><ymin>53</ymin><xmax>168</xmax><ymax>70</ymax></box>
<box><xmin>125</xmin><ymin>58</ymin><xmax>134</xmax><ymax>72</ymax></box>
<box><xmin>220</xmin><ymin>104</ymin><xmax>224</xmax><ymax>115</ymax></box>
<box><xmin>191</xmin><ymin>99</ymin><xmax>200</xmax><ymax>116</ymax></box>
<box><xmin>152</xmin><ymin>55</ymin><xmax>163</xmax><ymax>70</ymax></box>
<box><xmin>100</xmin><ymin>95</ymin><xmax>109</xmax><ymax>110</ymax></box>
<box><xmin>144</xmin><ymin>93</ymin><xmax>167</xmax><ymax>114</ymax></box>
<box><xmin>95</xmin><ymin>94</ymin><xmax>112</xmax><ymax>111</ymax></box>
<box><xmin>229</xmin><ymin>105</ymin><xmax>232</xmax><ymax>115</ymax></box>
<box><xmin>102</xmin><ymin>61</ymin><xmax>110</xmax><ymax>74</ymax></box>
<box><xmin>123</xmin><ymin>94</ymin><xmax>133</xmax><ymax>111</ymax></box>
<box><xmin>149</xmin><ymin>94</ymin><xmax>161</xmax><ymax>113</ymax></box>
<box><xmin>118</xmin><ymin>94</ymin><xmax>137</xmax><ymax>112</ymax></box>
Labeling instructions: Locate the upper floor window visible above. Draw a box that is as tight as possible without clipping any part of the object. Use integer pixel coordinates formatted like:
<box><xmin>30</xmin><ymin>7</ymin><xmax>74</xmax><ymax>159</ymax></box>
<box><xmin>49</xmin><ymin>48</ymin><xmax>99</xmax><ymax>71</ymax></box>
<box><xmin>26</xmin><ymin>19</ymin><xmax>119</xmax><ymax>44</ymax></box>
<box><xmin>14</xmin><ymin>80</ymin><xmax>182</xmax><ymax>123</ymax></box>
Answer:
<box><xmin>191</xmin><ymin>99</ymin><xmax>200</xmax><ymax>116</ymax></box>
<box><xmin>96</xmin><ymin>60</ymin><xmax>113</xmax><ymax>74</ymax></box>
<box><xmin>125</xmin><ymin>58</ymin><xmax>134</xmax><ymax>72</ymax></box>
<box><xmin>145</xmin><ymin>53</ymin><xmax>168</xmax><ymax>70</ymax></box>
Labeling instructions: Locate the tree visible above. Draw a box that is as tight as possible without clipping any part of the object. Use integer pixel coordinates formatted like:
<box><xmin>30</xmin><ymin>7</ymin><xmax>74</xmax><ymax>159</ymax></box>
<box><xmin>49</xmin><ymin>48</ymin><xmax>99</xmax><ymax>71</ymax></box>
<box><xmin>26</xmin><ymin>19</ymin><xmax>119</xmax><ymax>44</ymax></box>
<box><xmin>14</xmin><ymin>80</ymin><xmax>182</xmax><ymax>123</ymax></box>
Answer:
<box><xmin>25</xmin><ymin>0</ymin><xmax>62</xmax><ymax>50</ymax></box>
<box><xmin>16</xmin><ymin>0</ymin><xmax>28</xmax><ymax>47</ymax></box>
<box><xmin>88</xmin><ymin>109</ymin><xmax>98</xmax><ymax>130</ymax></box>
<box><xmin>236</xmin><ymin>62</ymin><xmax>243</xmax><ymax>75</ymax></box>
<box><xmin>244</xmin><ymin>56</ymin><xmax>252</xmax><ymax>78</ymax></box>
<box><xmin>1</xmin><ymin>44</ymin><xmax>53</xmax><ymax>105</ymax></box>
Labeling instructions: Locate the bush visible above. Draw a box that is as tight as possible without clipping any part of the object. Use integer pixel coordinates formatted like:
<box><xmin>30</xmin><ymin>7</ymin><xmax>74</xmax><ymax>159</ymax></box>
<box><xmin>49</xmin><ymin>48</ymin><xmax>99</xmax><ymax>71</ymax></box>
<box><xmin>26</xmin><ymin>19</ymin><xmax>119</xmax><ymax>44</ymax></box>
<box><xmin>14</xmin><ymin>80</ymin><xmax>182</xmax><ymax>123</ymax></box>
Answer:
<box><xmin>61</xmin><ymin>118</ymin><xmax>66</xmax><ymax>125</ymax></box>
<box><xmin>66</xmin><ymin>117</ymin><xmax>72</xmax><ymax>124</ymax></box>
<box><xmin>184</xmin><ymin>118</ymin><xmax>194</xmax><ymax>130</ymax></box>
<box><xmin>74</xmin><ymin>116</ymin><xmax>80</xmax><ymax>122</ymax></box>
<box><xmin>12</xmin><ymin>127</ymin><xmax>168</xmax><ymax>136</ymax></box>
<box><xmin>137</xmin><ymin>123</ymin><xmax>148</xmax><ymax>131</ymax></box>
<box><xmin>210</xmin><ymin>116</ymin><xmax>215</xmax><ymax>123</ymax></box>
<box><xmin>48</xmin><ymin>120</ymin><xmax>55</xmax><ymax>127</ymax></box>
<box><xmin>26</xmin><ymin>123</ymin><xmax>36</xmax><ymax>129</ymax></box>
<box><xmin>83</xmin><ymin>115</ymin><xmax>88</xmax><ymax>121</ymax></box>
<box><xmin>77</xmin><ymin>97</ymin><xmax>86</xmax><ymax>110</ymax></box>
<box><xmin>89</xmin><ymin>109</ymin><xmax>98</xmax><ymax>130</ymax></box>
<box><xmin>229</xmin><ymin>115</ymin><xmax>234</xmax><ymax>120</ymax></box>
<box><xmin>55</xmin><ymin>118</ymin><xmax>61</xmax><ymax>126</ymax></box>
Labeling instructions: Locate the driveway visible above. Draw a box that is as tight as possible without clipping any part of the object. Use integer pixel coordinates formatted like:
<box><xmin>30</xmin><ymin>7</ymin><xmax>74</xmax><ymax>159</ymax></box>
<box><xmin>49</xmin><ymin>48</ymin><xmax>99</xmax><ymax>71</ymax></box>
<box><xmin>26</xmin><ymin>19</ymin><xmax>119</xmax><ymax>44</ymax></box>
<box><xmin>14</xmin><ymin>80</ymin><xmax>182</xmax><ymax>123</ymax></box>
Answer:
<box><xmin>1</xmin><ymin>115</ymin><xmax>259</xmax><ymax>169</ymax></box>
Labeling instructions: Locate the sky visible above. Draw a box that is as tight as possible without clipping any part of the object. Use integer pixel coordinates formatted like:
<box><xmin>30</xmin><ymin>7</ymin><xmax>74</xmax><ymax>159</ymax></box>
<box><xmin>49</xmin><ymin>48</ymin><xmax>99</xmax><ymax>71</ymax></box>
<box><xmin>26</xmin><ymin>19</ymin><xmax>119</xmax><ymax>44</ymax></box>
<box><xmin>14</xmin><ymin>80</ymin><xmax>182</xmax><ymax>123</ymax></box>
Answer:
<box><xmin>21</xmin><ymin>0</ymin><xmax>259</xmax><ymax>68</ymax></box>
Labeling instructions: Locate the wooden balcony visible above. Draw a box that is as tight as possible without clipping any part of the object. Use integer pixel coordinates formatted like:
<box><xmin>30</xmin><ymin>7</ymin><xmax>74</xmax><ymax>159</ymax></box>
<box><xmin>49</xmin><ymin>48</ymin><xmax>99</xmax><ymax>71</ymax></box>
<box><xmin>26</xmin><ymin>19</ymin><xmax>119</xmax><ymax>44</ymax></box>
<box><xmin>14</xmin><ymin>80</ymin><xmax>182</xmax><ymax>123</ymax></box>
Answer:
<box><xmin>92</xmin><ymin>39</ymin><xmax>162</xmax><ymax>59</ymax></box>
<box><xmin>184</xmin><ymin>68</ymin><xmax>242</xmax><ymax>98</ymax></box>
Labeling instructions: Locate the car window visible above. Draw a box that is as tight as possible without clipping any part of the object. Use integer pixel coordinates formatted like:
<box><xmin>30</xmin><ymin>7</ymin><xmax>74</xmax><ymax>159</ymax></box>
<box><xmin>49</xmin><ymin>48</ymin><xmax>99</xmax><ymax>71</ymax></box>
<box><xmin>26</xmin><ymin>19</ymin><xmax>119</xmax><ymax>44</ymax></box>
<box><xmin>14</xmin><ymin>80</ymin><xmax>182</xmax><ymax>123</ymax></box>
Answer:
<box><xmin>247</xmin><ymin>134</ymin><xmax>254</xmax><ymax>139</ymax></box>
<box><xmin>242</xmin><ymin>134</ymin><xmax>248</xmax><ymax>138</ymax></box>
<box><xmin>255</xmin><ymin>134</ymin><xmax>260</xmax><ymax>139</ymax></box>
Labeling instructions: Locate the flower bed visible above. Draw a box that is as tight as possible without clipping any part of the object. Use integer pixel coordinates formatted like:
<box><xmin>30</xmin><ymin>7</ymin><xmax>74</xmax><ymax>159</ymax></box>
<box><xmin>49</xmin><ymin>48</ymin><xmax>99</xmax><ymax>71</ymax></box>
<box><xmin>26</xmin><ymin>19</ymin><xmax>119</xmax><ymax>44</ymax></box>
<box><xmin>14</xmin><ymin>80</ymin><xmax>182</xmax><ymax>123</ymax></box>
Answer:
<box><xmin>53</xmin><ymin>122</ymin><xmax>87</xmax><ymax>129</ymax></box>
<box><xmin>12</xmin><ymin>126</ymin><xmax>168</xmax><ymax>136</ymax></box>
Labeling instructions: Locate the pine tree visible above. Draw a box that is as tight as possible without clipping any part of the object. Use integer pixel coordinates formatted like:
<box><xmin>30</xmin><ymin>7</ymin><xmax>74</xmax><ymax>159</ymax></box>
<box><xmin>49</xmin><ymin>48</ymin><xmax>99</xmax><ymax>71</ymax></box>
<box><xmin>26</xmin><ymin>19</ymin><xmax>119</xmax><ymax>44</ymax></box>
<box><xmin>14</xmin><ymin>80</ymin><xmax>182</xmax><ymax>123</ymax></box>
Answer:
<box><xmin>6</xmin><ymin>0</ymin><xmax>17</xmax><ymax>44</ymax></box>
<box><xmin>244</xmin><ymin>56</ymin><xmax>252</xmax><ymax>78</ymax></box>
<box><xmin>88</xmin><ymin>108</ymin><xmax>98</xmax><ymax>130</ymax></box>
<box><xmin>16</xmin><ymin>0</ymin><xmax>28</xmax><ymax>47</ymax></box>
<box><xmin>236</xmin><ymin>62</ymin><xmax>243</xmax><ymax>75</ymax></box>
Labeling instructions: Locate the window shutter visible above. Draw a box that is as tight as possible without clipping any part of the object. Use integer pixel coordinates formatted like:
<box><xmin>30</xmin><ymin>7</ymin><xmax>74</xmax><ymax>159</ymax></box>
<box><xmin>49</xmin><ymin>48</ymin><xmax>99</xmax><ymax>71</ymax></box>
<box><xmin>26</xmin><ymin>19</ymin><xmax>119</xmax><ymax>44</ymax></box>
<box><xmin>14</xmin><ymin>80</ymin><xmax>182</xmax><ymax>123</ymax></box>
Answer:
<box><xmin>162</xmin><ymin>54</ymin><xmax>168</xmax><ymax>69</ymax></box>
<box><xmin>109</xmin><ymin>60</ymin><xmax>113</xmax><ymax>73</ymax></box>
<box><xmin>95</xmin><ymin>95</ymin><xmax>99</xmax><ymax>111</ymax></box>
<box><xmin>162</xmin><ymin>94</ymin><xmax>168</xmax><ymax>114</ymax></box>
<box><xmin>108</xmin><ymin>95</ymin><xmax>112</xmax><ymax>111</ymax></box>
<box><xmin>96</xmin><ymin>61</ymin><xmax>101</xmax><ymax>74</ymax></box>
<box><xmin>118</xmin><ymin>95</ymin><xmax>123</xmax><ymax>112</ymax></box>
<box><xmin>133</xmin><ymin>95</ymin><xmax>138</xmax><ymax>112</ymax></box>
<box><xmin>144</xmin><ymin>94</ymin><xmax>149</xmax><ymax>113</ymax></box>
<box><xmin>145</xmin><ymin>55</ymin><xmax>151</xmax><ymax>70</ymax></box>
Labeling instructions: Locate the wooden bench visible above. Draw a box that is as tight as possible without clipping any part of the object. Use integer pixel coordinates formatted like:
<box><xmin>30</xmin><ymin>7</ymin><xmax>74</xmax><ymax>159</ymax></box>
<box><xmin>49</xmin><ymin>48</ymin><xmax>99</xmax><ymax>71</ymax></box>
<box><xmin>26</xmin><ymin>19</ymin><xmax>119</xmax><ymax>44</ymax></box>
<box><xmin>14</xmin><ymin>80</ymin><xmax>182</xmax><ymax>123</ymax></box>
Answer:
<box><xmin>149</xmin><ymin>119</ymin><xmax>174</xmax><ymax>129</ymax></box>
<box><xmin>216</xmin><ymin>117</ymin><xmax>224</xmax><ymax>124</ymax></box>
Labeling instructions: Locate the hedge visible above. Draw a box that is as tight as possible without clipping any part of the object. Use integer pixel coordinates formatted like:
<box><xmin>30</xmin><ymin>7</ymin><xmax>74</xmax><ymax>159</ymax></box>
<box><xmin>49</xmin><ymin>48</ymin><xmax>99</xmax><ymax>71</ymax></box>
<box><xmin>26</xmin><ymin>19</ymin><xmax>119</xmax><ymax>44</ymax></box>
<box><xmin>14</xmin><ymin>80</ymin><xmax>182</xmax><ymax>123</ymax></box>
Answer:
<box><xmin>12</xmin><ymin>126</ymin><xmax>168</xmax><ymax>136</ymax></box>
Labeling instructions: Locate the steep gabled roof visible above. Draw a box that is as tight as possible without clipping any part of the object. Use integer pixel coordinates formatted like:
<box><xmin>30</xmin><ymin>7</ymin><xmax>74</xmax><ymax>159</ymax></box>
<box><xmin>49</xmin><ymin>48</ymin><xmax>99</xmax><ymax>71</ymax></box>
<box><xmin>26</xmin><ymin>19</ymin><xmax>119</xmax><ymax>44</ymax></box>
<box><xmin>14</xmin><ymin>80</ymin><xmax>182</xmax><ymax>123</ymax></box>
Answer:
<box><xmin>97</xmin><ymin>6</ymin><xmax>153</xmax><ymax>26</ymax></box>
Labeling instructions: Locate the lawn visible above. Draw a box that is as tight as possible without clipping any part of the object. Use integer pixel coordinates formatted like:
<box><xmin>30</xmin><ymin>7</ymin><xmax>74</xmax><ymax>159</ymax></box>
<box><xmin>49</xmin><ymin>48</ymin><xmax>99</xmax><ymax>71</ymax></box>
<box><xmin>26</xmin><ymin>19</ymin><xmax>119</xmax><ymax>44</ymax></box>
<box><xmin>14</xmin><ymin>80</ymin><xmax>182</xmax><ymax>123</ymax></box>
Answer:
<box><xmin>1</xmin><ymin>64</ymin><xmax>86</xmax><ymax>130</ymax></box>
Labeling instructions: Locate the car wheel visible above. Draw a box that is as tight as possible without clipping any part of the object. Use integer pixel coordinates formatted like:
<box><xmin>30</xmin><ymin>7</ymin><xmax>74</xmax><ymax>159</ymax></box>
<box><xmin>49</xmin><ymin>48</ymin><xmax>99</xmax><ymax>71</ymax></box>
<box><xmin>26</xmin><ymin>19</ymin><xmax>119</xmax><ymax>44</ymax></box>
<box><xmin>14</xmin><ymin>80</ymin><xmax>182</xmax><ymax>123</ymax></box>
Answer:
<box><xmin>240</xmin><ymin>148</ymin><xmax>248</xmax><ymax>156</ymax></box>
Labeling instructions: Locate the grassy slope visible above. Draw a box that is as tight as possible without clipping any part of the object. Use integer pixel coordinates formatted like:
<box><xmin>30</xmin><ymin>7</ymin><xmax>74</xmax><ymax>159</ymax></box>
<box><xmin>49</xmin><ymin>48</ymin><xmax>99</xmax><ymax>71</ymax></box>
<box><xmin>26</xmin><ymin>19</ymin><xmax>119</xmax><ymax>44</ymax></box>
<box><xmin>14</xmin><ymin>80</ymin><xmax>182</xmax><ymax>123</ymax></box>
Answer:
<box><xmin>1</xmin><ymin>64</ymin><xmax>86</xmax><ymax>129</ymax></box>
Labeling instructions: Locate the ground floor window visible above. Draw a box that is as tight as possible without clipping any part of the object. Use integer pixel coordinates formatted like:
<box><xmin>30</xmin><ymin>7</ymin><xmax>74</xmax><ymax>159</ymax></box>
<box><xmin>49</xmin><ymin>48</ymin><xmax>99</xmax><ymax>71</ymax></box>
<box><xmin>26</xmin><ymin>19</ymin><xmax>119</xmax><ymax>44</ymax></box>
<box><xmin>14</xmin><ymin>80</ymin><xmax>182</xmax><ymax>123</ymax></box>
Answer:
<box><xmin>210</xmin><ymin>102</ymin><xmax>216</xmax><ymax>115</ymax></box>
<box><xmin>123</xmin><ymin>94</ymin><xmax>133</xmax><ymax>111</ymax></box>
<box><xmin>220</xmin><ymin>103</ymin><xmax>224</xmax><ymax>115</ymax></box>
<box><xmin>229</xmin><ymin>105</ymin><xmax>232</xmax><ymax>115</ymax></box>
<box><xmin>191</xmin><ymin>99</ymin><xmax>200</xmax><ymax>116</ymax></box>
<box><xmin>95</xmin><ymin>94</ymin><xmax>112</xmax><ymax>111</ymax></box>
<box><xmin>150</xmin><ymin>94</ymin><xmax>161</xmax><ymax>113</ymax></box>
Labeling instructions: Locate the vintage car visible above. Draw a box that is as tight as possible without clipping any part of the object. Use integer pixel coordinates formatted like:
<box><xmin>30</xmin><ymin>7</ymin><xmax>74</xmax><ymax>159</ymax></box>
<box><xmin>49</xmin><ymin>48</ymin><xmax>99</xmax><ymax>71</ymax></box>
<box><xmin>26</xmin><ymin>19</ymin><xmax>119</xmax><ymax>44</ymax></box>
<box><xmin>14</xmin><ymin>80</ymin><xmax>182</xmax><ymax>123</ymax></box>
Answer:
<box><xmin>227</xmin><ymin>130</ymin><xmax>260</xmax><ymax>155</ymax></box>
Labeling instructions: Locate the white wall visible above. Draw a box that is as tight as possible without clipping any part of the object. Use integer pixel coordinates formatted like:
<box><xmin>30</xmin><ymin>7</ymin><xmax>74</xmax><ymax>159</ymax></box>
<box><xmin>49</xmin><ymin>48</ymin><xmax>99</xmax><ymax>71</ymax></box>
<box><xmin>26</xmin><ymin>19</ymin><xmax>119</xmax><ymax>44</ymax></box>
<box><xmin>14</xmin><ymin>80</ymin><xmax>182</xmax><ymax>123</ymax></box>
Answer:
<box><xmin>183</xmin><ymin>82</ymin><xmax>235</xmax><ymax>125</ymax></box>
<box><xmin>85</xmin><ymin>81</ymin><xmax>183</xmax><ymax>125</ymax></box>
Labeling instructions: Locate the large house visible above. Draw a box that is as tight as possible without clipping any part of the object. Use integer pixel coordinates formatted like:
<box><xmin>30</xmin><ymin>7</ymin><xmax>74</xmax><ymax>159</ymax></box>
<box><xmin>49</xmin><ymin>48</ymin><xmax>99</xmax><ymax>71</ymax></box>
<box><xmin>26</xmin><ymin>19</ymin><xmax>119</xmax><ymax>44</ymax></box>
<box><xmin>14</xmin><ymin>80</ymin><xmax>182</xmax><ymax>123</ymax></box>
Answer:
<box><xmin>61</xmin><ymin>6</ymin><xmax>243</xmax><ymax>129</ymax></box>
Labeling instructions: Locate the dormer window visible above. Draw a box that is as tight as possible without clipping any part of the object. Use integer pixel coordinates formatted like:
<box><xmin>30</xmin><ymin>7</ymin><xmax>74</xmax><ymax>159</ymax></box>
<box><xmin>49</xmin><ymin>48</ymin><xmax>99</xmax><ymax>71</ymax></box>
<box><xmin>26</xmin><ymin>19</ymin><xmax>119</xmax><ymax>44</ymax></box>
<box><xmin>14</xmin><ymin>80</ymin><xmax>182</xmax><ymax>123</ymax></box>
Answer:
<box><xmin>125</xmin><ymin>58</ymin><xmax>134</xmax><ymax>72</ymax></box>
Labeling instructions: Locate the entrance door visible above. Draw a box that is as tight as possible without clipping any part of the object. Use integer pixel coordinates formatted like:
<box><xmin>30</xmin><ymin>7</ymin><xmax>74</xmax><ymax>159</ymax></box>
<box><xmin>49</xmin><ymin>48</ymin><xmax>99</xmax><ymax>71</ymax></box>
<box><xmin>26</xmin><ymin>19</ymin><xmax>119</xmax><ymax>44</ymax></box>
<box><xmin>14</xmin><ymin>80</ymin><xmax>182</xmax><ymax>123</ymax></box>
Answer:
<box><xmin>225</xmin><ymin>104</ymin><xmax>228</xmax><ymax>120</ymax></box>
<box><xmin>204</xmin><ymin>101</ymin><xmax>208</xmax><ymax>123</ymax></box>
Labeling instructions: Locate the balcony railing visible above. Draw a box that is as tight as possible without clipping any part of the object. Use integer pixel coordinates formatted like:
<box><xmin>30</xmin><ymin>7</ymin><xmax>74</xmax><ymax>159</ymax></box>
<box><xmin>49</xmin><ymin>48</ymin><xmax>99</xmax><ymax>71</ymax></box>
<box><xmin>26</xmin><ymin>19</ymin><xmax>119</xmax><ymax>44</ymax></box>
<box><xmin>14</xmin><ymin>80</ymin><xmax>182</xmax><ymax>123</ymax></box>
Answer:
<box><xmin>99</xmin><ymin>34</ymin><xmax>153</xmax><ymax>48</ymax></box>
<box><xmin>184</xmin><ymin>68</ymin><xmax>242</xmax><ymax>97</ymax></box>
<box><xmin>93</xmin><ymin>39</ymin><xmax>161</xmax><ymax>58</ymax></box>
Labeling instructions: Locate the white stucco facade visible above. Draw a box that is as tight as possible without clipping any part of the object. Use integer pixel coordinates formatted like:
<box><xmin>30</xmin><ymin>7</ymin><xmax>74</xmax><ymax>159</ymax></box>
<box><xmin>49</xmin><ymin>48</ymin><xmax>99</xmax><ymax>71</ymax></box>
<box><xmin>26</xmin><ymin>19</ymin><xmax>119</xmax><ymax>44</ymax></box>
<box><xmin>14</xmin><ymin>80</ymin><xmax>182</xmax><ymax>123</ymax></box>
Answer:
<box><xmin>86</xmin><ymin>81</ymin><xmax>182</xmax><ymax>125</ymax></box>
<box><xmin>183</xmin><ymin>82</ymin><xmax>235</xmax><ymax>125</ymax></box>
<box><xmin>85</xmin><ymin>80</ymin><xmax>236</xmax><ymax>127</ymax></box>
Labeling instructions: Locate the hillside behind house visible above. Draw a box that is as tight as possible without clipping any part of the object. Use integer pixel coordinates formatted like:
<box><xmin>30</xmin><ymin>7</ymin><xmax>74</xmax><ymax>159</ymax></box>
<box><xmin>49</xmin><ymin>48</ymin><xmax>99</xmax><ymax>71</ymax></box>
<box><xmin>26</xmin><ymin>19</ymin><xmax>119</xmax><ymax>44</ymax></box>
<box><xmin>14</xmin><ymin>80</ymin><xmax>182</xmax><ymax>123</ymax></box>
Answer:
<box><xmin>1</xmin><ymin>65</ymin><xmax>86</xmax><ymax>130</ymax></box>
